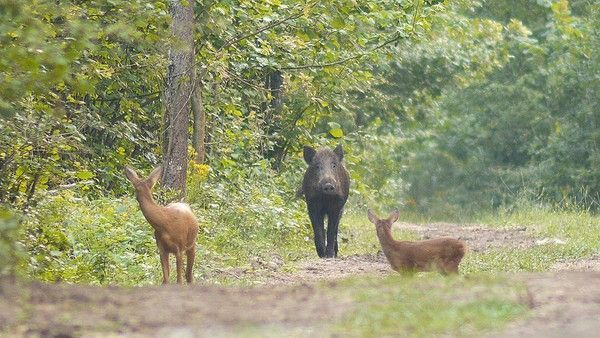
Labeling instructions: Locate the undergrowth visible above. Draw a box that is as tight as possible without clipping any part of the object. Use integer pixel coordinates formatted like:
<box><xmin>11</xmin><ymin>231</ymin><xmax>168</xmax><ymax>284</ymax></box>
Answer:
<box><xmin>17</xmin><ymin>167</ymin><xmax>313</xmax><ymax>286</ymax></box>
<box><xmin>7</xmin><ymin>163</ymin><xmax>600</xmax><ymax>286</ymax></box>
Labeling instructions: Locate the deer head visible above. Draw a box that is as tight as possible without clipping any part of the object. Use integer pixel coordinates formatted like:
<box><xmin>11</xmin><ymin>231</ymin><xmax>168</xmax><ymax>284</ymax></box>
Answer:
<box><xmin>367</xmin><ymin>209</ymin><xmax>400</xmax><ymax>230</ymax></box>
<box><xmin>124</xmin><ymin>165</ymin><xmax>162</xmax><ymax>198</ymax></box>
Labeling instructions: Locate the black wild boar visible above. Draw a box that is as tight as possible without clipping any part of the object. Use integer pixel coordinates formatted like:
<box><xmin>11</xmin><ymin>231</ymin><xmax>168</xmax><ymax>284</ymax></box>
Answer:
<box><xmin>301</xmin><ymin>145</ymin><xmax>350</xmax><ymax>258</ymax></box>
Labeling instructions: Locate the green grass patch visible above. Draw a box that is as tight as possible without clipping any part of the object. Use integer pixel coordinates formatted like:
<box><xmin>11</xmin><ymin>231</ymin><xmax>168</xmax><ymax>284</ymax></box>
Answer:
<box><xmin>482</xmin><ymin>206</ymin><xmax>600</xmax><ymax>252</ymax></box>
<box><xmin>467</xmin><ymin>206</ymin><xmax>600</xmax><ymax>272</ymax></box>
<box><xmin>462</xmin><ymin>244</ymin><xmax>589</xmax><ymax>273</ymax></box>
<box><xmin>333</xmin><ymin>273</ymin><xmax>528</xmax><ymax>337</ymax></box>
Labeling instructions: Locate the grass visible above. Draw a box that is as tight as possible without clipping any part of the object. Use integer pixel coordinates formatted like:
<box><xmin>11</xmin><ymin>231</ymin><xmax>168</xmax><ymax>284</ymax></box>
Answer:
<box><xmin>332</xmin><ymin>273</ymin><xmax>528</xmax><ymax>337</ymax></box>
<box><xmin>463</xmin><ymin>206</ymin><xmax>600</xmax><ymax>273</ymax></box>
<box><xmin>16</xmin><ymin>191</ymin><xmax>600</xmax><ymax>287</ymax></box>
<box><xmin>482</xmin><ymin>206</ymin><xmax>600</xmax><ymax>254</ymax></box>
<box><xmin>461</xmin><ymin>244</ymin><xmax>589</xmax><ymax>274</ymax></box>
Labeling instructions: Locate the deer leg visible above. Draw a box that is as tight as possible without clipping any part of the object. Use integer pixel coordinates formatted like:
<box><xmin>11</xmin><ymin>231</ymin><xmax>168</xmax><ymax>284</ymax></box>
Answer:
<box><xmin>175</xmin><ymin>251</ymin><xmax>184</xmax><ymax>284</ymax></box>
<box><xmin>158</xmin><ymin>244</ymin><xmax>170</xmax><ymax>285</ymax></box>
<box><xmin>446</xmin><ymin>261</ymin><xmax>460</xmax><ymax>274</ymax></box>
<box><xmin>186</xmin><ymin>246</ymin><xmax>195</xmax><ymax>284</ymax></box>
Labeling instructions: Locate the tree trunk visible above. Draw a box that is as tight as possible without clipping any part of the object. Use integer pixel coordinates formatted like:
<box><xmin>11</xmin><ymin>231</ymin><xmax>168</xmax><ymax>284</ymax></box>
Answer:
<box><xmin>162</xmin><ymin>0</ymin><xmax>194</xmax><ymax>200</ymax></box>
<box><xmin>267</xmin><ymin>70</ymin><xmax>284</xmax><ymax>112</ymax></box>
<box><xmin>262</xmin><ymin>69</ymin><xmax>286</xmax><ymax>170</ymax></box>
<box><xmin>204</xmin><ymin>80</ymin><xmax>219</xmax><ymax>161</ymax></box>
<box><xmin>192</xmin><ymin>80</ymin><xmax>206</xmax><ymax>164</ymax></box>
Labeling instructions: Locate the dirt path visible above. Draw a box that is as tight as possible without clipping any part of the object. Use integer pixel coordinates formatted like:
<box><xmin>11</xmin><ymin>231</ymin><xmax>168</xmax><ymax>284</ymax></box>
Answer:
<box><xmin>1</xmin><ymin>222</ymin><xmax>598</xmax><ymax>337</ymax></box>
<box><xmin>494</xmin><ymin>271</ymin><xmax>600</xmax><ymax>337</ymax></box>
<box><xmin>0</xmin><ymin>279</ymin><xmax>350</xmax><ymax>337</ymax></box>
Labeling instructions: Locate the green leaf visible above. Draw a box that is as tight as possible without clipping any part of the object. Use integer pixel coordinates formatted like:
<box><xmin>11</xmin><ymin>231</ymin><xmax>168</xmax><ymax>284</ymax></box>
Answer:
<box><xmin>76</xmin><ymin>170</ymin><xmax>95</xmax><ymax>180</ymax></box>
<box><xmin>328</xmin><ymin>122</ymin><xmax>344</xmax><ymax>138</ymax></box>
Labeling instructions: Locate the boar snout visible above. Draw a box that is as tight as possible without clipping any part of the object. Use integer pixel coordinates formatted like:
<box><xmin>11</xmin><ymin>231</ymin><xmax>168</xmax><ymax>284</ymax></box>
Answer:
<box><xmin>320</xmin><ymin>178</ymin><xmax>337</xmax><ymax>194</ymax></box>
<box><xmin>323</xmin><ymin>182</ymin><xmax>335</xmax><ymax>193</ymax></box>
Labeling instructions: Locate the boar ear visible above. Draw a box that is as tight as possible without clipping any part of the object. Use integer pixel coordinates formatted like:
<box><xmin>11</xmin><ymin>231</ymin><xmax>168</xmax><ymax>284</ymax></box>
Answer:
<box><xmin>334</xmin><ymin>144</ymin><xmax>344</xmax><ymax>160</ymax></box>
<box><xmin>367</xmin><ymin>209</ymin><xmax>379</xmax><ymax>224</ymax></box>
<box><xmin>124</xmin><ymin>166</ymin><xmax>140</xmax><ymax>184</ymax></box>
<box><xmin>303</xmin><ymin>146</ymin><xmax>316</xmax><ymax>164</ymax></box>
<box><xmin>388</xmin><ymin>210</ymin><xmax>400</xmax><ymax>223</ymax></box>
<box><xmin>147</xmin><ymin>166</ymin><xmax>163</xmax><ymax>188</ymax></box>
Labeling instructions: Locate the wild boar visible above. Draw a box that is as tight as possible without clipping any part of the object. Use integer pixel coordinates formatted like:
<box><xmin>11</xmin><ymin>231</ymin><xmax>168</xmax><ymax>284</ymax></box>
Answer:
<box><xmin>301</xmin><ymin>145</ymin><xmax>349</xmax><ymax>258</ymax></box>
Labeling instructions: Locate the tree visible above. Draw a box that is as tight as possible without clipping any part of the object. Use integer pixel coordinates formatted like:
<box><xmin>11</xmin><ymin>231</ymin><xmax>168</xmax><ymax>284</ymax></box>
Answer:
<box><xmin>162</xmin><ymin>0</ymin><xmax>195</xmax><ymax>199</ymax></box>
<box><xmin>192</xmin><ymin>79</ymin><xmax>207</xmax><ymax>164</ymax></box>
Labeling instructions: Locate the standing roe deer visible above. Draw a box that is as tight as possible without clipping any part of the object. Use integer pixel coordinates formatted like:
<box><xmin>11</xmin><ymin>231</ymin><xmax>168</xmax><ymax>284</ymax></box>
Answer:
<box><xmin>125</xmin><ymin>165</ymin><xmax>199</xmax><ymax>284</ymax></box>
<box><xmin>367</xmin><ymin>209</ymin><xmax>465</xmax><ymax>274</ymax></box>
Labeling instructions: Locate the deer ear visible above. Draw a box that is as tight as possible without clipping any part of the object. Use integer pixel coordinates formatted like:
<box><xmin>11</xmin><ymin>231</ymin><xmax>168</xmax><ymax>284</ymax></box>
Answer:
<box><xmin>303</xmin><ymin>146</ymin><xmax>316</xmax><ymax>164</ymax></box>
<box><xmin>147</xmin><ymin>166</ymin><xmax>163</xmax><ymax>188</ymax></box>
<box><xmin>388</xmin><ymin>210</ymin><xmax>400</xmax><ymax>223</ymax></box>
<box><xmin>367</xmin><ymin>209</ymin><xmax>379</xmax><ymax>224</ymax></box>
<box><xmin>334</xmin><ymin>144</ymin><xmax>343</xmax><ymax>161</ymax></box>
<box><xmin>124</xmin><ymin>166</ymin><xmax>140</xmax><ymax>183</ymax></box>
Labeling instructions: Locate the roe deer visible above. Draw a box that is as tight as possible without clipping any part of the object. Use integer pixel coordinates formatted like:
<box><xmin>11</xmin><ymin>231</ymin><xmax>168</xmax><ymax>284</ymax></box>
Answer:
<box><xmin>367</xmin><ymin>209</ymin><xmax>465</xmax><ymax>274</ymax></box>
<box><xmin>125</xmin><ymin>165</ymin><xmax>199</xmax><ymax>284</ymax></box>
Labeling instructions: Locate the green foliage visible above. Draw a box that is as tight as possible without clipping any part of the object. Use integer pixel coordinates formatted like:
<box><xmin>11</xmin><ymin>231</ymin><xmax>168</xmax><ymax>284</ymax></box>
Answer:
<box><xmin>0</xmin><ymin>0</ymin><xmax>168</xmax><ymax>205</ymax></box>
<box><xmin>389</xmin><ymin>0</ymin><xmax>600</xmax><ymax>213</ymax></box>
<box><xmin>22</xmin><ymin>193</ymin><xmax>158</xmax><ymax>285</ymax></box>
<box><xmin>0</xmin><ymin>0</ymin><xmax>441</xmax><ymax>207</ymax></box>
<box><xmin>18</xmin><ymin>164</ymin><xmax>312</xmax><ymax>285</ymax></box>
<box><xmin>0</xmin><ymin>207</ymin><xmax>23</xmax><ymax>277</ymax></box>
<box><xmin>187</xmin><ymin>162</ymin><xmax>313</xmax><ymax>279</ymax></box>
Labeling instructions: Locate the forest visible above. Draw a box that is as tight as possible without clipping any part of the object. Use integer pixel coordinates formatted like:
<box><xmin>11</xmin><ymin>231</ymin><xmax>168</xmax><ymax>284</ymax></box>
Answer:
<box><xmin>1</xmin><ymin>0</ymin><xmax>599</xmax><ymax>336</ymax></box>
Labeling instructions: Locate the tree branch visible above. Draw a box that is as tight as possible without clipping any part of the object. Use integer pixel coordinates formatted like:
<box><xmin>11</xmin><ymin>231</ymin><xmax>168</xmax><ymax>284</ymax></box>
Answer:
<box><xmin>90</xmin><ymin>91</ymin><xmax>161</xmax><ymax>102</ymax></box>
<box><xmin>281</xmin><ymin>32</ymin><xmax>409</xmax><ymax>71</ymax></box>
<box><xmin>214</xmin><ymin>2</ymin><xmax>318</xmax><ymax>55</ymax></box>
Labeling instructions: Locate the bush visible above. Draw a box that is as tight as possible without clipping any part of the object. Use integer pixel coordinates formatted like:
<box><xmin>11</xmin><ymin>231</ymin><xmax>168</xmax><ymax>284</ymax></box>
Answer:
<box><xmin>188</xmin><ymin>161</ymin><xmax>312</xmax><ymax>275</ymax></box>
<box><xmin>22</xmin><ymin>192</ymin><xmax>158</xmax><ymax>285</ymax></box>
<box><xmin>0</xmin><ymin>207</ymin><xmax>23</xmax><ymax>277</ymax></box>
<box><xmin>18</xmin><ymin>161</ymin><xmax>313</xmax><ymax>285</ymax></box>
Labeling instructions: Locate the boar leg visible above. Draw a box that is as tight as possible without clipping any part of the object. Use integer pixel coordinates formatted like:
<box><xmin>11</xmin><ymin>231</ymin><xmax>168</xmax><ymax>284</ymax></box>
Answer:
<box><xmin>325</xmin><ymin>208</ymin><xmax>342</xmax><ymax>258</ymax></box>
<box><xmin>308</xmin><ymin>202</ymin><xmax>326</xmax><ymax>258</ymax></box>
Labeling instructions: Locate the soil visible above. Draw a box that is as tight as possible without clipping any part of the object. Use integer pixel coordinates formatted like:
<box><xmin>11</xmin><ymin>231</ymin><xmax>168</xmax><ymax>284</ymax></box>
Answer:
<box><xmin>397</xmin><ymin>222</ymin><xmax>537</xmax><ymax>252</ymax></box>
<box><xmin>492</xmin><ymin>271</ymin><xmax>600</xmax><ymax>338</ymax></box>
<box><xmin>0</xmin><ymin>279</ymin><xmax>349</xmax><ymax>337</ymax></box>
<box><xmin>1</xmin><ymin>222</ymin><xmax>598</xmax><ymax>337</ymax></box>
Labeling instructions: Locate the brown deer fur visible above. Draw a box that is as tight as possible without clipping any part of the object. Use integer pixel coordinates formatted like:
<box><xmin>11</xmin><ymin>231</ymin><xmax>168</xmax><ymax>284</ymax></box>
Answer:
<box><xmin>125</xmin><ymin>166</ymin><xmax>199</xmax><ymax>284</ymax></box>
<box><xmin>367</xmin><ymin>209</ymin><xmax>465</xmax><ymax>274</ymax></box>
